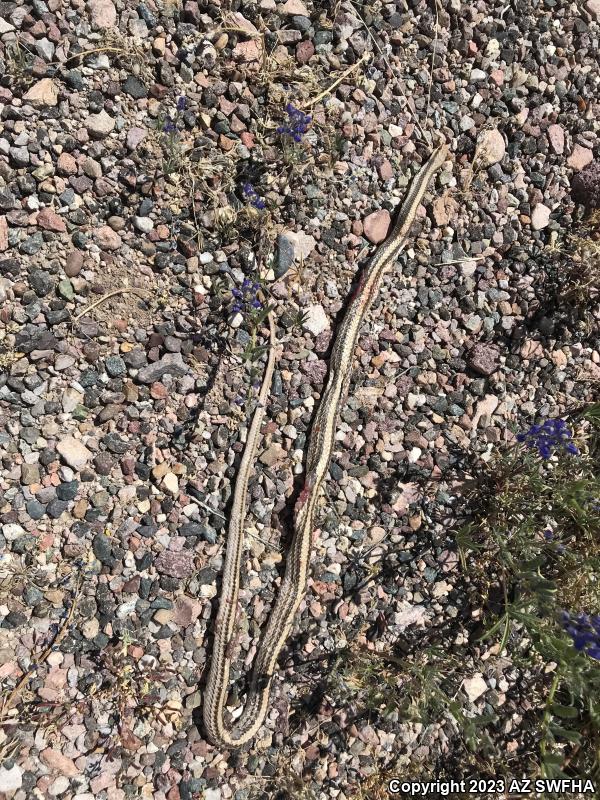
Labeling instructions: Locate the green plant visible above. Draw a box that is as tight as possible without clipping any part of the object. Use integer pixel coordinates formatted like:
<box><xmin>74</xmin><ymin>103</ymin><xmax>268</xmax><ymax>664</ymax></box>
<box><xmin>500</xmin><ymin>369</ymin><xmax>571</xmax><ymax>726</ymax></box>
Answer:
<box><xmin>454</xmin><ymin>405</ymin><xmax>600</xmax><ymax>779</ymax></box>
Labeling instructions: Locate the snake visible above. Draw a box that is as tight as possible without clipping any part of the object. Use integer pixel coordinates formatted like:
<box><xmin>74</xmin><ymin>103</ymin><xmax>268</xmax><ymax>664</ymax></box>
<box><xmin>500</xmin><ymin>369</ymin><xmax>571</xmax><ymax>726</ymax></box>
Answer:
<box><xmin>203</xmin><ymin>144</ymin><xmax>449</xmax><ymax>749</ymax></box>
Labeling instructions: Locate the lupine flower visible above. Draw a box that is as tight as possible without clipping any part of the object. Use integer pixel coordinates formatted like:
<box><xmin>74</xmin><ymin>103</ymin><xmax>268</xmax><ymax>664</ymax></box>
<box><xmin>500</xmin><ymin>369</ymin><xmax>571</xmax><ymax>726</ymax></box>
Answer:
<box><xmin>242</xmin><ymin>182</ymin><xmax>266</xmax><ymax>210</ymax></box>
<box><xmin>230</xmin><ymin>278</ymin><xmax>262</xmax><ymax>316</ymax></box>
<box><xmin>516</xmin><ymin>418</ymin><xmax>579</xmax><ymax>459</ymax></box>
<box><xmin>561</xmin><ymin>611</ymin><xmax>600</xmax><ymax>660</ymax></box>
<box><xmin>163</xmin><ymin>118</ymin><xmax>177</xmax><ymax>134</ymax></box>
<box><xmin>177</xmin><ymin>95</ymin><xmax>187</xmax><ymax>112</ymax></box>
<box><xmin>277</xmin><ymin>102</ymin><xmax>312</xmax><ymax>142</ymax></box>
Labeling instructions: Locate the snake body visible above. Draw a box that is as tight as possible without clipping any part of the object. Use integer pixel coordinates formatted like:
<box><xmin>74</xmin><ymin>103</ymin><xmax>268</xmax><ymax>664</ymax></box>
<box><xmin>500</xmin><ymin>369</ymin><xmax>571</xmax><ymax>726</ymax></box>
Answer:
<box><xmin>203</xmin><ymin>145</ymin><xmax>449</xmax><ymax>749</ymax></box>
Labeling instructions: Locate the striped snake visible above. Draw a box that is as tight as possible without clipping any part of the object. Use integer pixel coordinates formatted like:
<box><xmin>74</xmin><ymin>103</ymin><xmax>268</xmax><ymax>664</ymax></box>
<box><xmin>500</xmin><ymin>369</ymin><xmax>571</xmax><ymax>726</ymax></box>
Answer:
<box><xmin>203</xmin><ymin>144</ymin><xmax>449</xmax><ymax>749</ymax></box>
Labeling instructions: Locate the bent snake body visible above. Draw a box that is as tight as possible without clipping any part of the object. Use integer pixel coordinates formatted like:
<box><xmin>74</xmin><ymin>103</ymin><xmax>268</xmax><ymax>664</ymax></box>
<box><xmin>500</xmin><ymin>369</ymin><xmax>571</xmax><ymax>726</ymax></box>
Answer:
<box><xmin>203</xmin><ymin>145</ymin><xmax>449</xmax><ymax>749</ymax></box>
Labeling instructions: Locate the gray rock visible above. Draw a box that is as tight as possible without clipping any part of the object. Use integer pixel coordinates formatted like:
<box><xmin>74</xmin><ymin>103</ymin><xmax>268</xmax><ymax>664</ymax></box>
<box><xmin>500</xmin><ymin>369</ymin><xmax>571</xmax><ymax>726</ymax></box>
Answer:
<box><xmin>276</xmin><ymin>233</ymin><xmax>295</xmax><ymax>277</ymax></box>
<box><xmin>123</xmin><ymin>75</ymin><xmax>148</xmax><ymax>98</ymax></box>
<box><xmin>136</xmin><ymin>352</ymin><xmax>189</xmax><ymax>383</ymax></box>
<box><xmin>105</xmin><ymin>355</ymin><xmax>126</xmax><ymax>377</ymax></box>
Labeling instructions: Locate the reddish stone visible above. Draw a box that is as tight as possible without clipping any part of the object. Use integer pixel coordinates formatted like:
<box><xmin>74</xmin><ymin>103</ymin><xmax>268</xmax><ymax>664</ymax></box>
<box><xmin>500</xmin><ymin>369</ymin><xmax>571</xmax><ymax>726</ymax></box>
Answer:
<box><xmin>37</xmin><ymin>208</ymin><xmax>67</xmax><ymax>232</ymax></box>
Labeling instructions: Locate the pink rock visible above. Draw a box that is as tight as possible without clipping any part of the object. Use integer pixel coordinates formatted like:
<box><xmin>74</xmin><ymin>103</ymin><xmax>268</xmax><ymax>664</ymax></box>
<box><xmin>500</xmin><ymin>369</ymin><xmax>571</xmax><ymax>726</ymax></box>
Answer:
<box><xmin>547</xmin><ymin>124</ymin><xmax>565</xmax><ymax>155</ymax></box>
<box><xmin>0</xmin><ymin>216</ymin><xmax>7</xmax><ymax>251</ymax></box>
<box><xmin>87</xmin><ymin>0</ymin><xmax>117</xmax><ymax>29</ymax></box>
<box><xmin>23</xmin><ymin>78</ymin><xmax>58</xmax><ymax>107</ymax></box>
<box><xmin>126</xmin><ymin>127</ymin><xmax>146</xmax><ymax>150</ymax></box>
<box><xmin>155</xmin><ymin>550</ymin><xmax>195</xmax><ymax>578</ymax></box>
<box><xmin>363</xmin><ymin>209</ymin><xmax>391</xmax><ymax>244</ymax></box>
<box><xmin>37</xmin><ymin>208</ymin><xmax>67</xmax><ymax>232</ymax></box>
<box><xmin>490</xmin><ymin>69</ymin><xmax>504</xmax><ymax>86</ymax></box>
<box><xmin>95</xmin><ymin>226</ymin><xmax>122</xmax><ymax>251</ymax></box>
<box><xmin>40</xmin><ymin>748</ymin><xmax>79</xmax><ymax>777</ymax></box>
<box><xmin>587</xmin><ymin>0</ymin><xmax>600</xmax><ymax>19</ymax></box>
<box><xmin>233</xmin><ymin>39</ymin><xmax>261</xmax><ymax>62</ymax></box>
<box><xmin>173</xmin><ymin>596</ymin><xmax>202</xmax><ymax>626</ymax></box>
<box><xmin>65</xmin><ymin>250</ymin><xmax>84</xmax><ymax>277</ymax></box>
<box><xmin>57</xmin><ymin>152</ymin><xmax>78</xmax><ymax>176</ymax></box>
<box><xmin>280</xmin><ymin>0</ymin><xmax>310</xmax><ymax>14</ymax></box>
<box><xmin>296</xmin><ymin>40</ymin><xmax>315</xmax><ymax>64</ymax></box>
<box><xmin>567</xmin><ymin>144</ymin><xmax>593</xmax><ymax>171</ymax></box>
<box><xmin>377</xmin><ymin>158</ymin><xmax>394</xmax><ymax>181</ymax></box>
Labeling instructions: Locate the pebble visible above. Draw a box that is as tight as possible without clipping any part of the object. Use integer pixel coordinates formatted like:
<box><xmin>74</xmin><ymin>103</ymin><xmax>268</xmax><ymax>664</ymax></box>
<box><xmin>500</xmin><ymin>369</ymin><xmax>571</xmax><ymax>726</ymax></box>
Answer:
<box><xmin>302</xmin><ymin>304</ymin><xmax>330</xmax><ymax>336</ymax></box>
<box><xmin>56</xmin><ymin>436</ymin><xmax>92</xmax><ymax>470</ymax></box>
<box><xmin>363</xmin><ymin>209</ymin><xmax>391</xmax><ymax>244</ymax></box>
<box><xmin>85</xmin><ymin>110</ymin><xmax>116</xmax><ymax>138</ymax></box>
<box><xmin>531</xmin><ymin>203</ymin><xmax>551</xmax><ymax>230</ymax></box>
<box><xmin>477</xmin><ymin>129</ymin><xmax>505</xmax><ymax>167</ymax></box>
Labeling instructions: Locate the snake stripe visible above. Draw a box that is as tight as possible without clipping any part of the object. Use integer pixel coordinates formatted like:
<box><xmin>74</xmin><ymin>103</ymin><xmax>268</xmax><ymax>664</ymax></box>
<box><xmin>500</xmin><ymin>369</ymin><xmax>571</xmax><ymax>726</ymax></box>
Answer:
<box><xmin>203</xmin><ymin>144</ymin><xmax>449</xmax><ymax>749</ymax></box>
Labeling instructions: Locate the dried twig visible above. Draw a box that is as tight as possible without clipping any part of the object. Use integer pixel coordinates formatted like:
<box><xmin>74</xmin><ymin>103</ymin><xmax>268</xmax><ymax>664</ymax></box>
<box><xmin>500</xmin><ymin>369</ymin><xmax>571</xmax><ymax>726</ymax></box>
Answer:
<box><xmin>73</xmin><ymin>288</ymin><xmax>152</xmax><ymax>323</ymax></box>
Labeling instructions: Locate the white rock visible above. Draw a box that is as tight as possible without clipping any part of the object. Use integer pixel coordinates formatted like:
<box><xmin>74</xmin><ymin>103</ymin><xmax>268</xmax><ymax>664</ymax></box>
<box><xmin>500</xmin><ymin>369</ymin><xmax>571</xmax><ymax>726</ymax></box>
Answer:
<box><xmin>56</xmin><ymin>435</ymin><xmax>92</xmax><ymax>469</ymax></box>
<box><xmin>133</xmin><ymin>216</ymin><xmax>154</xmax><ymax>233</ymax></box>
<box><xmin>531</xmin><ymin>203</ymin><xmax>551</xmax><ymax>230</ymax></box>
<box><xmin>85</xmin><ymin>110</ymin><xmax>115</xmax><ymax>138</ymax></box>
<box><xmin>476</xmin><ymin>129</ymin><xmax>505</xmax><ymax>167</ymax></box>
<box><xmin>0</xmin><ymin>765</ymin><xmax>22</xmax><ymax>791</ymax></box>
<box><xmin>302</xmin><ymin>304</ymin><xmax>330</xmax><ymax>336</ymax></box>
<box><xmin>162</xmin><ymin>472</ymin><xmax>179</xmax><ymax>495</ymax></box>
<box><xmin>463</xmin><ymin>674</ymin><xmax>488</xmax><ymax>702</ymax></box>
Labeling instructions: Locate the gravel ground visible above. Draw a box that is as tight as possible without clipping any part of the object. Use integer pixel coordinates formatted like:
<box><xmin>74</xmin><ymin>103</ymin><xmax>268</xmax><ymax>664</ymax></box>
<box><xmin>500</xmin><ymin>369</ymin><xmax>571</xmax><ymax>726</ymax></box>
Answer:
<box><xmin>0</xmin><ymin>0</ymin><xmax>599</xmax><ymax>797</ymax></box>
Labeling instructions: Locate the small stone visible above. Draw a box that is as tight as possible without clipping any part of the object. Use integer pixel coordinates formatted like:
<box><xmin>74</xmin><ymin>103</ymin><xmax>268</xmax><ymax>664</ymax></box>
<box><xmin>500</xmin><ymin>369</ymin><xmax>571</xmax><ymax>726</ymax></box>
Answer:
<box><xmin>86</xmin><ymin>110</ymin><xmax>116</xmax><ymax>138</ymax></box>
<box><xmin>136</xmin><ymin>353</ymin><xmax>189</xmax><ymax>383</ymax></box>
<box><xmin>26</xmin><ymin>500</ymin><xmax>46</xmax><ymax>520</ymax></box>
<box><xmin>40</xmin><ymin>748</ymin><xmax>79</xmax><ymax>777</ymax></box>
<box><xmin>259</xmin><ymin>442</ymin><xmax>286</xmax><ymax>467</ymax></box>
<box><xmin>126</xmin><ymin>127</ymin><xmax>147</xmax><ymax>150</ymax></box>
<box><xmin>463</xmin><ymin>674</ymin><xmax>488</xmax><ymax>702</ymax></box>
<box><xmin>21</xmin><ymin>463</ymin><xmax>40</xmax><ymax>485</ymax></box>
<box><xmin>476</xmin><ymin>129</ymin><xmax>505</xmax><ymax>167</ymax></box>
<box><xmin>296</xmin><ymin>40</ymin><xmax>315</xmax><ymax>64</ymax></box>
<box><xmin>363</xmin><ymin>209</ymin><xmax>391</xmax><ymax>244</ymax></box>
<box><xmin>0</xmin><ymin>765</ymin><xmax>22</xmax><ymax>791</ymax></box>
<box><xmin>276</xmin><ymin>233</ymin><xmax>295</xmax><ymax>277</ymax></box>
<box><xmin>58</xmin><ymin>279</ymin><xmax>74</xmax><ymax>300</ymax></box>
<box><xmin>56</xmin><ymin>436</ymin><xmax>92</xmax><ymax>470</ymax></box>
<box><xmin>57</xmin><ymin>152</ymin><xmax>78</xmax><ymax>176</ymax></box>
<box><xmin>105</xmin><ymin>355</ymin><xmax>126</xmax><ymax>377</ymax></box>
<box><xmin>93</xmin><ymin>533</ymin><xmax>113</xmax><ymax>565</ymax></box>
<box><xmin>56</xmin><ymin>481</ymin><xmax>79</xmax><ymax>501</ymax></box>
<box><xmin>37</xmin><ymin>208</ymin><xmax>67</xmax><ymax>232</ymax></box>
<box><xmin>567</xmin><ymin>144</ymin><xmax>593</xmax><ymax>171</ymax></box>
<box><xmin>467</xmin><ymin>344</ymin><xmax>500</xmax><ymax>376</ymax></box>
<box><xmin>95</xmin><ymin>226</ymin><xmax>122</xmax><ymax>250</ymax></box>
<box><xmin>302</xmin><ymin>304</ymin><xmax>330</xmax><ymax>336</ymax></box>
<box><xmin>155</xmin><ymin>550</ymin><xmax>194</xmax><ymax>579</ymax></box>
<box><xmin>122</xmin><ymin>75</ymin><xmax>147</xmax><ymax>99</ymax></box>
<box><xmin>88</xmin><ymin>0</ymin><xmax>117</xmax><ymax>29</ymax></box>
<box><xmin>470</xmin><ymin>68</ymin><xmax>487</xmax><ymax>82</ymax></box>
<box><xmin>531</xmin><ymin>203</ymin><xmax>551</xmax><ymax>230</ymax></box>
<box><xmin>547</xmin><ymin>124</ymin><xmax>565</xmax><ymax>155</ymax></box>
<box><xmin>162</xmin><ymin>472</ymin><xmax>179</xmax><ymax>495</ymax></box>
<box><xmin>23</xmin><ymin>78</ymin><xmax>59</xmax><ymax>107</ymax></box>
<box><xmin>280</xmin><ymin>0</ymin><xmax>310</xmax><ymax>14</ymax></box>
<box><xmin>65</xmin><ymin>250</ymin><xmax>84</xmax><ymax>277</ymax></box>
<box><xmin>586</xmin><ymin>0</ymin><xmax>600</xmax><ymax>19</ymax></box>
<box><xmin>133</xmin><ymin>216</ymin><xmax>154</xmax><ymax>233</ymax></box>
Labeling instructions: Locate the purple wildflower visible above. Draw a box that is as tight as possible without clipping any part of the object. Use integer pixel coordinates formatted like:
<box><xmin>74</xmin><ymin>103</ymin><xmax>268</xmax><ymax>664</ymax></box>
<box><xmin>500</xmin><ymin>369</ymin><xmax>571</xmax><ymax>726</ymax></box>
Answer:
<box><xmin>516</xmin><ymin>418</ymin><xmax>579</xmax><ymax>459</ymax></box>
<box><xmin>177</xmin><ymin>96</ymin><xmax>187</xmax><ymax>112</ymax></box>
<box><xmin>242</xmin><ymin>182</ymin><xmax>266</xmax><ymax>210</ymax></box>
<box><xmin>163</xmin><ymin>118</ymin><xmax>177</xmax><ymax>134</ymax></box>
<box><xmin>561</xmin><ymin>611</ymin><xmax>600</xmax><ymax>660</ymax></box>
<box><xmin>277</xmin><ymin>102</ymin><xmax>312</xmax><ymax>142</ymax></box>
